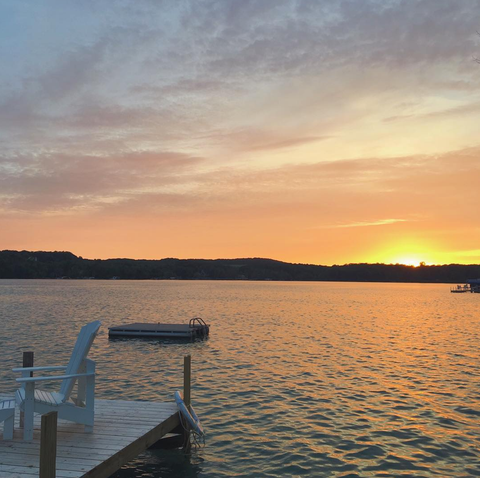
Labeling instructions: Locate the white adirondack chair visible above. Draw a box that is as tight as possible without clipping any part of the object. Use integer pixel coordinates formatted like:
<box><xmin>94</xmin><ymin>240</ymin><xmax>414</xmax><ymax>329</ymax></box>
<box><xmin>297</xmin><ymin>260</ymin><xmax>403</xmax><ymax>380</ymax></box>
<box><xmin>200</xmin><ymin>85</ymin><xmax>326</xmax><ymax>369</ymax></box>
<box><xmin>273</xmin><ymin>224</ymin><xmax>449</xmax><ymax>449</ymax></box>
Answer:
<box><xmin>13</xmin><ymin>320</ymin><xmax>101</xmax><ymax>440</ymax></box>
<box><xmin>0</xmin><ymin>399</ymin><xmax>15</xmax><ymax>440</ymax></box>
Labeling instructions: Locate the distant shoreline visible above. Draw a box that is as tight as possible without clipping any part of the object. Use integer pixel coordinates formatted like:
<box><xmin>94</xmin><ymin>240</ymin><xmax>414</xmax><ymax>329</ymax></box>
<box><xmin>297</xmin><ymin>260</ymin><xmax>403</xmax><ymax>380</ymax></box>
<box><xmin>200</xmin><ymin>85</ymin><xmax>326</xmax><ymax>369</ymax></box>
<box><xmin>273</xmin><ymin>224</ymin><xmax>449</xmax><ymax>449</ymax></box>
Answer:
<box><xmin>0</xmin><ymin>277</ymin><xmax>475</xmax><ymax>286</ymax></box>
<box><xmin>1</xmin><ymin>250</ymin><xmax>479</xmax><ymax>283</ymax></box>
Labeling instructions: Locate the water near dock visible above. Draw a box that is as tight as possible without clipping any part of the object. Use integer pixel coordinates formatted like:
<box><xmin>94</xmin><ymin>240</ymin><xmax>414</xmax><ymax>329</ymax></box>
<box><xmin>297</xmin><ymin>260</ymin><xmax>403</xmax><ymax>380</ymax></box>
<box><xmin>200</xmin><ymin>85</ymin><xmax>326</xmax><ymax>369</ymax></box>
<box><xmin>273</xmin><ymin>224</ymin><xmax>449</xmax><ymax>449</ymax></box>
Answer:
<box><xmin>1</xmin><ymin>280</ymin><xmax>479</xmax><ymax>477</ymax></box>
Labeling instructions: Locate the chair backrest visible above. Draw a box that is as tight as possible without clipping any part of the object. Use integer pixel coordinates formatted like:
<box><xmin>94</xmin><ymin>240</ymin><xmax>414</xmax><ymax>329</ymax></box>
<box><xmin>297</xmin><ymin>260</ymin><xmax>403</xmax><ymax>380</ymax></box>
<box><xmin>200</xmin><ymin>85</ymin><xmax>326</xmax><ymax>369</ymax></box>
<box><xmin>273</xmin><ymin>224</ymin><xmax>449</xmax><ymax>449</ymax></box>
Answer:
<box><xmin>59</xmin><ymin>320</ymin><xmax>101</xmax><ymax>400</ymax></box>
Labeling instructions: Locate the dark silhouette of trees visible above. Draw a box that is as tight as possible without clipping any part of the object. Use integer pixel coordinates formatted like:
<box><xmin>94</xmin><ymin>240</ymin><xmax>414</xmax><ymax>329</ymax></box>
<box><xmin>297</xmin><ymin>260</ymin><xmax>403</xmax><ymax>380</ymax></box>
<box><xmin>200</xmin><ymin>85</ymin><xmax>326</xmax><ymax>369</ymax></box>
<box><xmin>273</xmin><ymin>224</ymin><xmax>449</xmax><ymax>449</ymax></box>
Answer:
<box><xmin>0</xmin><ymin>250</ymin><xmax>479</xmax><ymax>283</ymax></box>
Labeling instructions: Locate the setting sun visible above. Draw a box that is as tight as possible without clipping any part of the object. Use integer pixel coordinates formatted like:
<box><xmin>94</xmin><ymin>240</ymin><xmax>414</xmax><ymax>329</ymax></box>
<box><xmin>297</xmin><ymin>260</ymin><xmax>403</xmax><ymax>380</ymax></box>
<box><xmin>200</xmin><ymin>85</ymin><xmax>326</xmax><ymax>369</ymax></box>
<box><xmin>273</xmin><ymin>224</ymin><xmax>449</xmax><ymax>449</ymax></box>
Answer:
<box><xmin>391</xmin><ymin>257</ymin><xmax>424</xmax><ymax>267</ymax></box>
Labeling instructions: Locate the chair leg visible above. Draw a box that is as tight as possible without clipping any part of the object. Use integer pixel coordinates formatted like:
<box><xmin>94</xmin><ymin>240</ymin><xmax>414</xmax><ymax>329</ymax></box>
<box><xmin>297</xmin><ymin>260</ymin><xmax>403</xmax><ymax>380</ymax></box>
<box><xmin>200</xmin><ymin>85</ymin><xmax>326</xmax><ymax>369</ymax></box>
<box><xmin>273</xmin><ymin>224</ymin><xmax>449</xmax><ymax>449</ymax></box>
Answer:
<box><xmin>84</xmin><ymin>359</ymin><xmax>95</xmax><ymax>434</ymax></box>
<box><xmin>4</xmin><ymin>413</ymin><xmax>14</xmax><ymax>440</ymax></box>
<box><xmin>23</xmin><ymin>383</ymin><xmax>35</xmax><ymax>441</ymax></box>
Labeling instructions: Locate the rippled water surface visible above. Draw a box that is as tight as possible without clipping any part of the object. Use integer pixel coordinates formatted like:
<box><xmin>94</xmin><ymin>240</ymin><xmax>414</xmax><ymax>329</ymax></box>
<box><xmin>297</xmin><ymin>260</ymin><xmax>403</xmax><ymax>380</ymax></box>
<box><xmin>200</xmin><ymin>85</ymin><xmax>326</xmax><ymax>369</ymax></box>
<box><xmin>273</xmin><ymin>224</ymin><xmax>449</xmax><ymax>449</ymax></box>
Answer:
<box><xmin>1</xmin><ymin>280</ymin><xmax>479</xmax><ymax>477</ymax></box>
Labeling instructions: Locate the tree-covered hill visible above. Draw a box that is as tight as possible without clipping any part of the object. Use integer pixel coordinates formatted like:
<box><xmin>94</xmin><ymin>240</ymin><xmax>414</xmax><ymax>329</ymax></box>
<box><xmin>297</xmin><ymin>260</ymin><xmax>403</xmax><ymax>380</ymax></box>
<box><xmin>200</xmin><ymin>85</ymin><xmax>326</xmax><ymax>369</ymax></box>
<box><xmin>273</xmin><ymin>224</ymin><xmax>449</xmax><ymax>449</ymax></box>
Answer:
<box><xmin>0</xmin><ymin>250</ymin><xmax>479</xmax><ymax>283</ymax></box>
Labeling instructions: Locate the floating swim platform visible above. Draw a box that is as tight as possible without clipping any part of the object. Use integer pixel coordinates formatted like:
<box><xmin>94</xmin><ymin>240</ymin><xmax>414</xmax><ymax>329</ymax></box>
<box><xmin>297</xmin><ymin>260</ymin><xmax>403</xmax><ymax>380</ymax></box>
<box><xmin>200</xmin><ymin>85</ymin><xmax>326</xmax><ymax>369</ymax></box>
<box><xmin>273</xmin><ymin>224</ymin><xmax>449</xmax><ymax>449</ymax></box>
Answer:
<box><xmin>108</xmin><ymin>317</ymin><xmax>210</xmax><ymax>339</ymax></box>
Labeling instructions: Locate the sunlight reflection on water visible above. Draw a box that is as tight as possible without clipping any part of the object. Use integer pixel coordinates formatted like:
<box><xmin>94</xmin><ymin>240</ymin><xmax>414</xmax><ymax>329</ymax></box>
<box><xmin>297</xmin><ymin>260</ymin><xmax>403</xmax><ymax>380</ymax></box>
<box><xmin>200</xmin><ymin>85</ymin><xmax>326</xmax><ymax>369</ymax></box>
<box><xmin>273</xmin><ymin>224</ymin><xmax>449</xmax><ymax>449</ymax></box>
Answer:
<box><xmin>1</xmin><ymin>280</ymin><xmax>479</xmax><ymax>477</ymax></box>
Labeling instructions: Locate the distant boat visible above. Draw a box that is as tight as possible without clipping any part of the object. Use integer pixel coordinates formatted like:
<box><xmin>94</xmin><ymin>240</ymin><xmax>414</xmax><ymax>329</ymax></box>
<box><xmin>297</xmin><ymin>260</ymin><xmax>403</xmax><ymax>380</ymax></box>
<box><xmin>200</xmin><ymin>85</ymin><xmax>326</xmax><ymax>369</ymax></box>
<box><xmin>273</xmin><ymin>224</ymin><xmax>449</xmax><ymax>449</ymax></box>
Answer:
<box><xmin>451</xmin><ymin>279</ymin><xmax>480</xmax><ymax>293</ymax></box>
<box><xmin>451</xmin><ymin>284</ymin><xmax>471</xmax><ymax>293</ymax></box>
<box><xmin>467</xmin><ymin>279</ymin><xmax>480</xmax><ymax>293</ymax></box>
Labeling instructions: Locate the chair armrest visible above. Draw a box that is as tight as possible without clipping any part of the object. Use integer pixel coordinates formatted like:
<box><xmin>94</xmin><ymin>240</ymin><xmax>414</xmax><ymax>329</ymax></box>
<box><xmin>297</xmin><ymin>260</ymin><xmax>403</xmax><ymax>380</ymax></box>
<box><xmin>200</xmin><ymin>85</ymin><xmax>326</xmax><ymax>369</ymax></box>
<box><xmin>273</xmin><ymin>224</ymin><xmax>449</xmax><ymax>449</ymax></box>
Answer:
<box><xmin>16</xmin><ymin>372</ymin><xmax>95</xmax><ymax>383</ymax></box>
<box><xmin>12</xmin><ymin>366</ymin><xmax>67</xmax><ymax>373</ymax></box>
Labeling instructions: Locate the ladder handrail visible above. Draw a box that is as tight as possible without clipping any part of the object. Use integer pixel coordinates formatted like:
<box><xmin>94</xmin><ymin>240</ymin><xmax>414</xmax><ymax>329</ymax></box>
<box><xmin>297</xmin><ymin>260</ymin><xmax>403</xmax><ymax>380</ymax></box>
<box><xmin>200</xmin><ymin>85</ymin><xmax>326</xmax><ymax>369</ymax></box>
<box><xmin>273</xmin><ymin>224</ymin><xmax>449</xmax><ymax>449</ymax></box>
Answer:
<box><xmin>189</xmin><ymin>317</ymin><xmax>208</xmax><ymax>328</ymax></box>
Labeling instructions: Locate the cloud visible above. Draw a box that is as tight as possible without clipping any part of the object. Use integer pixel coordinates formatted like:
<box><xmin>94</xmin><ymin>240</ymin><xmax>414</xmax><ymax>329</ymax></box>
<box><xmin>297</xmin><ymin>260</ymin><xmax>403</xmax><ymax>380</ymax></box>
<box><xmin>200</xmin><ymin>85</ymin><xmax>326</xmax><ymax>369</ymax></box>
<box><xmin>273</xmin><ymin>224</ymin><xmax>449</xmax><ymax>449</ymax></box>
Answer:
<box><xmin>175</xmin><ymin>0</ymin><xmax>480</xmax><ymax>80</ymax></box>
<box><xmin>247</xmin><ymin>136</ymin><xmax>329</xmax><ymax>151</ymax></box>
<box><xmin>0</xmin><ymin>0</ymin><xmax>479</xmax><ymax>264</ymax></box>
<box><xmin>0</xmin><ymin>37</ymin><xmax>110</xmax><ymax>130</ymax></box>
<box><xmin>317</xmin><ymin>218</ymin><xmax>410</xmax><ymax>229</ymax></box>
<box><xmin>40</xmin><ymin>146</ymin><xmax>480</xmax><ymax>216</ymax></box>
<box><xmin>0</xmin><ymin>0</ymin><xmax>478</xmax><ymax>167</ymax></box>
<box><xmin>205</xmin><ymin>128</ymin><xmax>331</xmax><ymax>152</ymax></box>
<box><xmin>383</xmin><ymin>101</ymin><xmax>480</xmax><ymax>123</ymax></box>
<box><xmin>0</xmin><ymin>150</ymin><xmax>204</xmax><ymax>214</ymax></box>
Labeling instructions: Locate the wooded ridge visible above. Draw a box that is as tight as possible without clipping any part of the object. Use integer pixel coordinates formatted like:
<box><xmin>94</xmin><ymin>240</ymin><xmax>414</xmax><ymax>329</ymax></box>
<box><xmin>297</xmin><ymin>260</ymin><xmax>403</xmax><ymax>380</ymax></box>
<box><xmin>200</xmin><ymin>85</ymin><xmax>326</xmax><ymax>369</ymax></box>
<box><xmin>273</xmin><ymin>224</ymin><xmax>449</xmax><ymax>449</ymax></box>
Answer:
<box><xmin>1</xmin><ymin>250</ymin><xmax>479</xmax><ymax>283</ymax></box>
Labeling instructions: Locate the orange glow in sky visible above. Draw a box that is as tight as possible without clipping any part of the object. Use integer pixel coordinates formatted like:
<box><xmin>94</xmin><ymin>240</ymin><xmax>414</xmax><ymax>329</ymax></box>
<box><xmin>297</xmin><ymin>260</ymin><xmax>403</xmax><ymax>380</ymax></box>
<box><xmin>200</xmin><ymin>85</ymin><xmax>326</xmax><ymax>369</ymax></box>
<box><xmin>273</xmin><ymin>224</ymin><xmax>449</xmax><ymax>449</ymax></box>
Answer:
<box><xmin>0</xmin><ymin>2</ymin><xmax>479</xmax><ymax>265</ymax></box>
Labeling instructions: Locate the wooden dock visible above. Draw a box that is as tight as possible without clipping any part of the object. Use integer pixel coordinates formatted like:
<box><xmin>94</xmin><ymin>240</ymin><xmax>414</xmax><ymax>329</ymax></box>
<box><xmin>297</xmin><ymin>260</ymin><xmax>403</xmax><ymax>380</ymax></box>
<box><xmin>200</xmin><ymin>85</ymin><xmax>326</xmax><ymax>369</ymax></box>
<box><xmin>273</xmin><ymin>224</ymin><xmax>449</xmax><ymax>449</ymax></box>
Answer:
<box><xmin>0</xmin><ymin>396</ymin><xmax>180</xmax><ymax>478</ymax></box>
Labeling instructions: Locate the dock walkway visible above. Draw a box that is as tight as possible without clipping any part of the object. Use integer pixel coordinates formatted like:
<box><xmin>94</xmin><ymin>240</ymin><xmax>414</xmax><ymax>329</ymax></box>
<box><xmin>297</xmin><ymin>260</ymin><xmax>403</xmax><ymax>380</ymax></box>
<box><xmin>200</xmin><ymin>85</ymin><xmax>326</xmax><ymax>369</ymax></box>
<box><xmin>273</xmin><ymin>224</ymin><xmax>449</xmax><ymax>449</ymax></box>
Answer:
<box><xmin>0</xmin><ymin>396</ymin><xmax>180</xmax><ymax>478</ymax></box>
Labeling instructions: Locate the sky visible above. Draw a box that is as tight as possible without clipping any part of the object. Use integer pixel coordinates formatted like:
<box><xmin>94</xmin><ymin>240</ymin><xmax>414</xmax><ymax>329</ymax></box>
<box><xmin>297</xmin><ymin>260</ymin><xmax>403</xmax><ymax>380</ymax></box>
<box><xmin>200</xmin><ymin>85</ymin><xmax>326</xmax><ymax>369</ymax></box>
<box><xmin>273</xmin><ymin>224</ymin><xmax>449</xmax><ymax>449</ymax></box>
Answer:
<box><xmin>0</xmin><ymin>0</ymin><xmax>479</xmax><ymax>265</ymax></box>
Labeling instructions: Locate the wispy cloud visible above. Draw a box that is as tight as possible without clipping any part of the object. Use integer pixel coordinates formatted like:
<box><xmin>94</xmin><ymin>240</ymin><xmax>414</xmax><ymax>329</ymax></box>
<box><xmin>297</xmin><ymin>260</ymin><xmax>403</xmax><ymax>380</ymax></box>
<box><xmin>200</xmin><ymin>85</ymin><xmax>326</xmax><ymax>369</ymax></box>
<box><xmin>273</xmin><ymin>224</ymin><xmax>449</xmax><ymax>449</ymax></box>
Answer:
<box><xmin>0</xmin><ymin>150</ymin><xmax>204</xmax><ymax>214</ymax></box>
<box><xmin>383</xmin><ymin>101</ymin><xmax>480</xmax><ymax>123</ymax></box>
<box><xmin>318</xmin><ymin>219</ymin><xmax>410</xmax><ymax>229</ymax></box>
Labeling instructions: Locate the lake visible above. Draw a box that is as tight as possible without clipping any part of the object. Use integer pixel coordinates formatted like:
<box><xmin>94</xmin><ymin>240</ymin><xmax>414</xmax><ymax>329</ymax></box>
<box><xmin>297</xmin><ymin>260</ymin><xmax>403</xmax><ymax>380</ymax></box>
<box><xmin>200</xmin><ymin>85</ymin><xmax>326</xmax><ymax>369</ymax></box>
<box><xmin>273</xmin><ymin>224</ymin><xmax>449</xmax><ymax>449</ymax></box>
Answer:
<box><xmin>0</xmin><ymin>280</ymin><xmax>479</xmax><ymax>477</ymax></box>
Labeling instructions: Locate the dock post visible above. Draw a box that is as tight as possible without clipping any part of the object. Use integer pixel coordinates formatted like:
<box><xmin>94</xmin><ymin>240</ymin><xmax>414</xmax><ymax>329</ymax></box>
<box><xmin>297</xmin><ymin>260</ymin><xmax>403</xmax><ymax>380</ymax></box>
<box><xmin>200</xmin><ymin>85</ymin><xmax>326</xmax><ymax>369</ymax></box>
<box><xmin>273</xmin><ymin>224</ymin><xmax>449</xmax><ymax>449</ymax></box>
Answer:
<box><xmin>183</xmin><ymin>355</ymin><xmax>192</xmax><ymax>452</ymax></box>
<box><xmin>184</xmin><ymin>355</ymin><xmax>191</xmax><ymax>409</ymax></box>
<box><xmin>19</xmin><ymin>351</ymin><xmax>34</xmax><ymax>429</ymax></box>
<box><xmin>39</xmin><ymin>411</ymin><xmax>58</xmax><ymax>478</ymax></box>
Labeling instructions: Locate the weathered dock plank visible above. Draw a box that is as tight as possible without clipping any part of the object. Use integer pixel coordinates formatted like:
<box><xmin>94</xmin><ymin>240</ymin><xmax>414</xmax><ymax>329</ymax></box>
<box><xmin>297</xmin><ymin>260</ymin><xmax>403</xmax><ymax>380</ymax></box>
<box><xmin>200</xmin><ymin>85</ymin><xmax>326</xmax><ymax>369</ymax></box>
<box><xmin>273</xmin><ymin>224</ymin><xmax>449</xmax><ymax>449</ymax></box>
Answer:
<box><xmin>0</xmin><ymin>397</ymin><xmax>180</xmax><ymax>478</ymax></box>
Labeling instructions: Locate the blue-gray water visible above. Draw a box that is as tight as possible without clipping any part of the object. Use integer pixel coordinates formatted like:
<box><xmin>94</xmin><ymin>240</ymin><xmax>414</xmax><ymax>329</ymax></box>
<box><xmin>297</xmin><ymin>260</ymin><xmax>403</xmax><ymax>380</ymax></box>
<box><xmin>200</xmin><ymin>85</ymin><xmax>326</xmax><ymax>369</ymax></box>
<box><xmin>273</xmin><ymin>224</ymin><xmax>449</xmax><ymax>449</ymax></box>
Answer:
<box><xmin>1</xmin><ymin>280</ymin><xmax>479</xmax><ymax>477</ymax></box>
